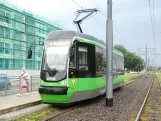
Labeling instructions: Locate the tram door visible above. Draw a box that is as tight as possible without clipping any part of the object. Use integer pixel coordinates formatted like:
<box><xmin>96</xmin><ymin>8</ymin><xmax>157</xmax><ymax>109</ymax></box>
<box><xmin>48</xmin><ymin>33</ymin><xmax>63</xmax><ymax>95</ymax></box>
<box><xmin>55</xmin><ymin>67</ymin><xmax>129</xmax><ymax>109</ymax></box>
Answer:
<box><xmin>78</xmin><ymin>46</ymin><xmax>88</xmax><ymax>78</ymax></box>
<box><xmin>77</xmin><ymin>44</ymin><xmax>96</xmax><ymax>99</ymax></box>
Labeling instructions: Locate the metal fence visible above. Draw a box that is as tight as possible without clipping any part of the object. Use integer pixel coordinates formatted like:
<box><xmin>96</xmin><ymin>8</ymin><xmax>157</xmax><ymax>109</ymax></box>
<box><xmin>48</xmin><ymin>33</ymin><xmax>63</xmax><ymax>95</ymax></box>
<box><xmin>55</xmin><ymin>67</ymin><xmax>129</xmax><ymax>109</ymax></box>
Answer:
<box><xmin>0</xmin><ymin>75</ymin><xmax>40</xmax><ymax>96</ymax></box>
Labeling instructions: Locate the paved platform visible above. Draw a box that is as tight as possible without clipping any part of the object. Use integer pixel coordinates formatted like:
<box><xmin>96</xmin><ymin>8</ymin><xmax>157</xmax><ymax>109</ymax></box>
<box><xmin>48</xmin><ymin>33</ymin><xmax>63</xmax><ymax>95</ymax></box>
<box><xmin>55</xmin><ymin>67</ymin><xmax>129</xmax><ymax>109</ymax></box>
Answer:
<box><xmin>0</xmin><ymin>91</ymin><xmax>41</xmax><ymax>115</ymax></box>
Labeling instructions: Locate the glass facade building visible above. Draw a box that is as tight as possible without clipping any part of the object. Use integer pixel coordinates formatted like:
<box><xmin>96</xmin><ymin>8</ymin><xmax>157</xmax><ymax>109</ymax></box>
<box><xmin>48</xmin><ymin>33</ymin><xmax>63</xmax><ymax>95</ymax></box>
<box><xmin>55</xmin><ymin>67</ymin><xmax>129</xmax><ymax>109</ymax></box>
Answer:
<box><xmin>0</xmin><ymin>0</ymin><xmax>66</xmax><ymax>70</ymax></box>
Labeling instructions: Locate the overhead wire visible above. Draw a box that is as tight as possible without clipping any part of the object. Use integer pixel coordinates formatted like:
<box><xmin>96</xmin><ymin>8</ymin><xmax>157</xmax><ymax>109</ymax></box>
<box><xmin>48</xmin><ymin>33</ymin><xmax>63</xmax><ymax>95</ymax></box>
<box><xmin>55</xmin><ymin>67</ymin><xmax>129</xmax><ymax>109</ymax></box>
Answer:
<box><xmin>114</xmin><ymin>33</ymin><xmax>135</xmax><ymax>51</ymax></box>
<box><xmin>92</xmin><ymin>0</ymin><xmax>106</xmax><ymax>18</ymax></box>
<box><xmin>152</xmin><ymin>0</ymin><xmax>157</xmax><ymax>69</ymax></box>
<box><xmin>72</xmin><ymin>0</ymin><xmax>136</xmax><ymax>52</ymax></box>
<box><xmin>113</xmin><ymin>28</ymin><xmax>136</xmax><ymax>50</ymax></box>
<box><xmin>152</xmin><ymin>0</ymin><xmax>157</xmax><ymax>58</ymax></box>
<box><xmin>91</xmin><ymin>0</ymin><xmax>136</xmax><ymax>52</ymax></box>
<box><xmin>72</xmin><ymin>0</ymin><xmax>106</xmax><ymax>29</ymax></box>
<box><xmin>152</xmin><ymin>0</ymin><xmax>156</xmax><ymax>39</ymax></box>
<box><xmin>149</xmin><ymin>0</ymin><xmax>156</xmax><ymax>49</ymax></box>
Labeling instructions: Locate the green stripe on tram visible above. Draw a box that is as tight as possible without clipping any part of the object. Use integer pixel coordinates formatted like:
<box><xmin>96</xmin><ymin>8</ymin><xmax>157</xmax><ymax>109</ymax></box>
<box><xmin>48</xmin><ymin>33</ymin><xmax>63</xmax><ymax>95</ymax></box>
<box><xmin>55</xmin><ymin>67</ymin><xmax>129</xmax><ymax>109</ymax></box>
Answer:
<box><xmin>73</xmin><ymin>36</ymin><xmax>124</xmax><ymax>56</ymax></box>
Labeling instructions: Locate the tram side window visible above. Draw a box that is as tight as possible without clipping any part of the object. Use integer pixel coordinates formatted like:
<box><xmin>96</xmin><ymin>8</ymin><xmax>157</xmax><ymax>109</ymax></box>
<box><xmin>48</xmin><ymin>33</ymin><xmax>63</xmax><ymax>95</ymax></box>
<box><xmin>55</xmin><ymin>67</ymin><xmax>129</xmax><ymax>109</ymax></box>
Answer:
<box><xmin>121</xmin><ymin>57</ymin><xmax>124</xmax><ymax>72</ymax></box>
<box><xmin>120</xmin><ymin>57</ymin><xmax>122</xmax><ymax>71</ymax></box>
<box><xmin>122</xmin><ymin>58</ymin><xmax>124</xmax><ymax>71</ymax></box>
<box><xmin>119</xmin><ymin>56</ymin><xmax>122</xmax><ymax>71</ymax></box>
<box><xmin>69</xmin><ymin>46</ymin><xmax>76</xmax><ymax>68</ymax></box>
<box><xmin>103</xmin><ymin>48</ymin><xmax>106</xmax><ymax>72</ymax></box>
<box><xmin>116</xmin><ymin>55</ymin><xmax>119</xmax><ymax>72</ymax></box>
<box><xmin>115</xmin><ymin>55</ymin><xmax>117</xmax><ymax>71</ymax></box>
<box><xmin>79</xmin><ymin>46</ymin><xmax>88</xmax><ymax>70</ymax></box>
<box><xmin>113</xmin><ymin>56</ymin><xmax>117</xmax><ymax>73</ymax></box>
<box><xmin>96</xmin><ymin>46</ymin><xmax>104</xmax><ymax>77</ymax></box>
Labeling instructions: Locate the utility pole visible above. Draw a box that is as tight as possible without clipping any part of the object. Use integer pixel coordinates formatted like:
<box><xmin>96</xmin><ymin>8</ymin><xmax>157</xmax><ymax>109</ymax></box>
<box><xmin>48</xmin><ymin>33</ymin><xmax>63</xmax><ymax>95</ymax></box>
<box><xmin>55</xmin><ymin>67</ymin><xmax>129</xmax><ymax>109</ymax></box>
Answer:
<box><xmin>106</xmin><ymin>0</ymin><xmax>113</xmax><ymax>107</ymax></box>
<box><xmin>145</xmin><ymin>42</ymin><xmax>148</xmax><ymax>77</ymax></box>
<box><xmin>138</xmin><ymin>54</ymin><xmax>141</xmax><ymax>72</ymax></box>
<box><xmin>148</xmin><ymin>55</ymin><xmax>149</xmax><ymax>74</ymax></box>
<box><xmin>137</xmin><ymin>42</ymin><xmax>157</xmax><ymax>77</ymax></box>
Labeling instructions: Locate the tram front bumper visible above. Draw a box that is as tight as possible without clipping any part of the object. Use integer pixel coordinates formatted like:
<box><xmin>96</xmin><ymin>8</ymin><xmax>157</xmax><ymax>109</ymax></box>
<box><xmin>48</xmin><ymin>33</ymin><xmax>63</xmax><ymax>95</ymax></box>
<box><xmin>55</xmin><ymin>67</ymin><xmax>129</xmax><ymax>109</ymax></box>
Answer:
<box><xmin>39</xmin><ymin>86</ymin><xmax>68</xmax><ymax>95</ymax></box>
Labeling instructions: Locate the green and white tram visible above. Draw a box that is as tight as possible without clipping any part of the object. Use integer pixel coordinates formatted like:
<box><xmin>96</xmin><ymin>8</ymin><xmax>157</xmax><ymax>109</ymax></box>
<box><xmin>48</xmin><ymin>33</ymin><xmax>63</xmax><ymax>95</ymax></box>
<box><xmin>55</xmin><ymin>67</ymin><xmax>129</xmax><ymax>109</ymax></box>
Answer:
<box><xmin>37</xmin><ymin>30</ymin><xmax>124</xmax><ymax>104</ymax></box>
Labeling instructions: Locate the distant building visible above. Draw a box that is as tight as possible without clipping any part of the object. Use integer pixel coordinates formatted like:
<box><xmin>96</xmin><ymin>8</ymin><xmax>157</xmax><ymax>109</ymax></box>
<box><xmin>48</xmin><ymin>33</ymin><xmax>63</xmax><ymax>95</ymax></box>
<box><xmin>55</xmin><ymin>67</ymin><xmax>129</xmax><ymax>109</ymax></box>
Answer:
<box><xmin>0</xmin><ymin>0</ymin><xmax>66</xmax><ymax>70</ymax></box>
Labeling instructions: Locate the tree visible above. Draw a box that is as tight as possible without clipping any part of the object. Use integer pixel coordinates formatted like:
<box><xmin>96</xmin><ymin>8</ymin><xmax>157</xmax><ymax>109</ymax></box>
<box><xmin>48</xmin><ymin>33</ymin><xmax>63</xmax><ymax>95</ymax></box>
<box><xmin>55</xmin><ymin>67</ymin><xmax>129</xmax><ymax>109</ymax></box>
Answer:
<box><xmin>114</xmin><ymin>45</ymin><xmax>144</xmax><ymax>72</ymax></box>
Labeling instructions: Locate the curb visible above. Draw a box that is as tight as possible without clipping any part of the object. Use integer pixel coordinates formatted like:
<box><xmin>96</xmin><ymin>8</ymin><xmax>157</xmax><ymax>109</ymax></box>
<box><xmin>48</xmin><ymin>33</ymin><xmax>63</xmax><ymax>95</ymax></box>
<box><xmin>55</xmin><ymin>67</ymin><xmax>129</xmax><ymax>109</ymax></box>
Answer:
<box><xmin>0</xmin><ymin>100</ymin><xmax>41</xmax><ymax>115</ymax></box>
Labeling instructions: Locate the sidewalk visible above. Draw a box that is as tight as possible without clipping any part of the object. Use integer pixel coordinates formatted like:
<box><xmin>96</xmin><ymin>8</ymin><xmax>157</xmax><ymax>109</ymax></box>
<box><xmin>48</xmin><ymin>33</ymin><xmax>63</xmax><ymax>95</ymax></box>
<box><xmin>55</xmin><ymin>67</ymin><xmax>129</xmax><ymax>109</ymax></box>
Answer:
<box><xmin>0</xmin><ymin>91</ymin><xmax>41</xmax><ymax>115</ymax></box>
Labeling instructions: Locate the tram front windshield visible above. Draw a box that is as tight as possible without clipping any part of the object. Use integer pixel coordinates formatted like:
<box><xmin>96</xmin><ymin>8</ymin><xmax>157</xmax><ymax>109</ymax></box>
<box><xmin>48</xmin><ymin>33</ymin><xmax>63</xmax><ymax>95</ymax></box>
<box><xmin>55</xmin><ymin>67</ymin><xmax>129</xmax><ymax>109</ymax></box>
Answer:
<box><xmin>42</xmin><ymin>40</ymin><xmax>71</xmax><ymax>80</ymax></box>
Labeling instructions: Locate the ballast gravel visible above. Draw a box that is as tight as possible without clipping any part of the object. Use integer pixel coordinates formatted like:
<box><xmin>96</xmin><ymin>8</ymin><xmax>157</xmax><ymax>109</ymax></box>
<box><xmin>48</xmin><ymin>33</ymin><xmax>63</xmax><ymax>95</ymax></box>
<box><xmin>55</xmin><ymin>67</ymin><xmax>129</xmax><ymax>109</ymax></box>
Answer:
<box><xmin>51</xmin><ymin>75</ymin><xmax>152</xmax><ymax>121</ymax></box>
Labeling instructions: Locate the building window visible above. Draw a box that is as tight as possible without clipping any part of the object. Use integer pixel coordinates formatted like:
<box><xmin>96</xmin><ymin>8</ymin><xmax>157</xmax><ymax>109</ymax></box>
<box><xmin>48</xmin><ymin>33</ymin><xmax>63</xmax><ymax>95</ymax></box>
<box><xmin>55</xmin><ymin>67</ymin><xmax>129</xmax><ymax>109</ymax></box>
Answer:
<box><xmin>6</xmin><ymin>28</ymin><xmax>10</xmax><ymax>38</ymax></box>
<box><xmin>42</xmin><ymin>26</ymin><xmax>44</xmax><ymax>34</ymax></box>
<box><xmin>0</xmin><ymin>42</ymin><xmax>4</xmax><ymax>54</ymax></box>
<box><xmin>5</xmin><ymin>59</ymin><xmax>10</xmax><ymax>68</ymax></box>
<box><xmin>5</xmin><ymin>43</ymin><xmax>10</xmax><ymax>54</ymax></box>
<box><xmin>38</xmin><ymin>52</ymin><xmax>42</xmax><ymax>57</ymax></box>
<box><xmin>0</xmin><ymin>16</ymin><xmax>4</xmax><ymax>22</ymax></box>
<box><xmin>0</xmin><ymin>27</ymin><xmax>4</xmax><ymax>37</ymax></box>
<box><xmin>0</xmin><ymin>58</ymin><xmax>4</xmax><ymax>68</ymax></box>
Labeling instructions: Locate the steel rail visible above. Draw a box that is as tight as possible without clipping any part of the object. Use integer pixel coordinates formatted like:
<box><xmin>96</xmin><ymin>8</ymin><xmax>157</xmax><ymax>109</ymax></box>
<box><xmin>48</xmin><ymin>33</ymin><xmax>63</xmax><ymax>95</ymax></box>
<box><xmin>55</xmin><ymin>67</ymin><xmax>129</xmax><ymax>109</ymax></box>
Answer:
<box><xmin>124</xmin><ymin>74</ymin><xmax>144</xmax><ymax>86</ymax></box>
<box><xmin>45</xmin><ymin>75</ymin><xmax>145</xmax><ymax>121</ymax></box>
<box><xmin>135</xmin><ymin>75</ymin><xmax>154</xmax><ymax>121</ymax></box>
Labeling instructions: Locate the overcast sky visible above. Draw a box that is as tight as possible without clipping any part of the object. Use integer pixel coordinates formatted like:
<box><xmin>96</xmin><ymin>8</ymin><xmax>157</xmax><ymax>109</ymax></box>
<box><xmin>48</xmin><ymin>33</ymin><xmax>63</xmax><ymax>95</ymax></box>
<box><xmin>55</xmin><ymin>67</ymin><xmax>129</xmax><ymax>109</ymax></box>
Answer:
<box><xmin>6</xmin><ymin>0</ymin><xmax>161</xmax><ymax>66</ymax></box>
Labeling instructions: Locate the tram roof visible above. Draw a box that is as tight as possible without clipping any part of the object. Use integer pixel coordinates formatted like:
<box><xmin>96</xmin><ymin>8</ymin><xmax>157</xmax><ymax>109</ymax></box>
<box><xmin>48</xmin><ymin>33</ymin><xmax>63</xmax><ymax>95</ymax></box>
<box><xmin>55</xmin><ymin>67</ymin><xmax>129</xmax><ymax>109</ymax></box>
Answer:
<box><xmin>47</xmin><ymin>30</ymin><xmax>105</xmax><ymax>45</ymax></box>
<box><xmin>47</xmin><ymin>30</ymin><xmax>123</xmax><ymax>56</ymax></box>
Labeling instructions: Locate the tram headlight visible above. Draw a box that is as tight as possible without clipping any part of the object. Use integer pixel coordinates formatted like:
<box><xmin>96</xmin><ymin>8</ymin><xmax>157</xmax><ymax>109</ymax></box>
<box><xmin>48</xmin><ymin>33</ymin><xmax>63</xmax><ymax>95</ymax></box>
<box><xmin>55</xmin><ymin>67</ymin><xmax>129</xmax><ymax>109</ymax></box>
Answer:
<box><xmin>46</xmin><ymin>77</ymin><xmax>56</xmax><ymax>81</ymax></box>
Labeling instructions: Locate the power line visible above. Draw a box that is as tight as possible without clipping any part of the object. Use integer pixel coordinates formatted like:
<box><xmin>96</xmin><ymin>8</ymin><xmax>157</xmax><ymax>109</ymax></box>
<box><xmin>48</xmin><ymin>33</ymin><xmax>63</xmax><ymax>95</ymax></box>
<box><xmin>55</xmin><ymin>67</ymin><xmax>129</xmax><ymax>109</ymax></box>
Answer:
<box><xmin>149</xmin><ymin>0</ymin><xmax>156</xmax><ymax>48</ymax></box>
<box><xmin>114</xmin><ymin>32</ymin><xmax>135</xmax><ymax>52</ymax></box>
<box><xmin>72</xmin><ymin>0</ymin><xmax>136</xmax><ymax>52</ymax></box>
<box><xmin>72</xmin><ymin>0</ymin><xmax>83</xmax><ymax>8</ymax></box>
<box><xmin>72</xmin><ymin>0</ymin><xmax>106</xmax><ymax>29</ymax></box>
<box><xmin>152</xmin><ymin>0</ymin><xmax>156</xmax><ymax>53</ymax></box>
<box><xmin>91</xmin><ymin>0</ymin><xmax>136</xmax><ymax>51</ymax></box>
<box><xmin>152</xmin><ymin>0</ymin><xmax>157</xmax><ymax>70</ymax></box>
<box><xmin>92</xmin><ymin>0</ymin><xmax>106</xmax><ymax>18</ymax></box>
<box><xmin>92</xmin><ymin>17</ymin><xmax>106</xmax><ymax>29</ymax></box>
<box><xmin>113</xmin><ymin>27</ymin><xmax>136</xmax><ymax>50</ymax></box>
<box><xmin>152</xmin><ymin>0</ymin><xmax>156</xmax><ymax>40</ymax></box>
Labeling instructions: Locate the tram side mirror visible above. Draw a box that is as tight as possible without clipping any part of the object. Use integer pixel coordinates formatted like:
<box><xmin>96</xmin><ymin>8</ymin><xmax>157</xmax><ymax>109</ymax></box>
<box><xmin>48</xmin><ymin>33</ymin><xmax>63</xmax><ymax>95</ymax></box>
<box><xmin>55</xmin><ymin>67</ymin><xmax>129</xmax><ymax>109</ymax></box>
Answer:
<box><xmin>70</xmin><ymin>48</ymin><xmax>75</xmax><ymax>58</ymax></box>
<box><xmin>28</xmin><ymin>46</ymin><xmax>32</xmax><ymax>59</ymax></box>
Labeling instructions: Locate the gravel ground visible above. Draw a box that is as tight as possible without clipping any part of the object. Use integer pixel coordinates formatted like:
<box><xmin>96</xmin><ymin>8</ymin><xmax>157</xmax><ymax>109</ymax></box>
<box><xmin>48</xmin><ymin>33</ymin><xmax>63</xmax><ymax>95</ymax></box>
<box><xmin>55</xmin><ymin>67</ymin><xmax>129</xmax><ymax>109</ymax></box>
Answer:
<box><xmin>51</xmin><ymin>75</ymin><xmax>152</xmax><ymax>121</ymax></box>
<box><xmin>140</xmin><ymin>75</ymin><xmax>161</xmax><ymax>120</ymax></box>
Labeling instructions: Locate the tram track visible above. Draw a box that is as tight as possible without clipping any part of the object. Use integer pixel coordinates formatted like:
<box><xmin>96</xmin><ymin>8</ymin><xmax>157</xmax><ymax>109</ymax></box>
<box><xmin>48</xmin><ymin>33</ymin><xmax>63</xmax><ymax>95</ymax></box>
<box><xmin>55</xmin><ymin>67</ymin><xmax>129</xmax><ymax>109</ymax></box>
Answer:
<box><xmin>135</xmin><ymin>75</ymin><xmax>154</xmax><ymax>121</ymax></box>
<box><xmin>124</xmin><ymin>74</ymin><xmax>144</xmax><ymax>86</ymax></box>
<box><xmin>40</xmin><ymin>75</ymin><xmax>145</xmax><ymax>121</ymax></box>
<box><xmin>49</xmin><ymin>74</ymin><xmax>150</xmax><ymax>121</ymax></box>
<box><xmin>44</xmin><ymin>74</ymin><xmax>145</xmax><ymax>121</ymax></box>
<box><xmin>44</xmin><ymin>104</ymin><xmax>82</xmax><ymax>121</ymax></box>
<box><xmin>135</xmin><ymin>74</ymin><xmax>161</xmax><ymax>121</ymax></box>
<box><xmin>44</xmin><ymin>91</ymin><xmax>110</xmax><ymax>121</ymax></box>
<box><xmin>11</xmin><ymin>74</ymin><xmax>145</xmax><ymax>121</ymax></box>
